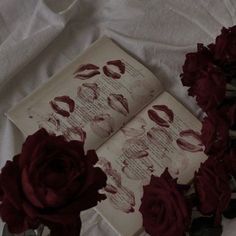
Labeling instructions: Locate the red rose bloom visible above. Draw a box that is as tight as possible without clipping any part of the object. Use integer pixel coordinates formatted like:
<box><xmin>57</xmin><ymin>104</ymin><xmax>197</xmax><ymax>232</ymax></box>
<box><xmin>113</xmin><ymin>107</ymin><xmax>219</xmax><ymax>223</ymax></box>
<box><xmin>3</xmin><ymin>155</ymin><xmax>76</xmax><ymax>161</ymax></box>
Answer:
<box><xmin>191</xmin><ymin>65</ymin><xmax>226</xmax><ymax>111</ymax></box>
<box><xmin>201</xmin><ymin>112</ymin><xmax>229</xmax><ymax>155</ymax></box>
<box><xmin>210</xmin><ymin>26</ymin><xmax>236</xmax><ymax>62</ymax></box>
<box><xmin>194</xmin><ymin>158</ymin><xmax>231</xmax><ymax>224</ymax></box>
<box><xmin>181</xmin><ymin>44</ymin><xmax>212</xmax><ymax>85</ymax></box>
<box><xmin>0</xmin><ymin>129</ymin><xmax>107</xmax><ymax>236</ymax></box>
<box><xmin>139</xmin><ymin>169</ymin><xmax>190</xmax><ymax>236</ymax></box>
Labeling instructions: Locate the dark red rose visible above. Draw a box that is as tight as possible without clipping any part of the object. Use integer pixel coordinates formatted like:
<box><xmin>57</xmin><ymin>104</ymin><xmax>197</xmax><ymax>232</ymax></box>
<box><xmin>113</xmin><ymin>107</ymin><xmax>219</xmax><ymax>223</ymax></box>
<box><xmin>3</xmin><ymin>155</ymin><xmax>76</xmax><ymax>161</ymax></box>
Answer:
<box><xmin>194</xmin><ymin>158</ymin><xmax>231</xmax><ymax>224</ymax></box>
<box><xmin>0</xmin><ymin>129</ymin><xmax>107</xmax><ymax>236</ymax></box>
<box><xmin>181</xmin><ymin>44</ymin><xmax>213</xmax><ymax>92</ymax></box>
<box><xmin>139</xmin><ymin>169</ymin><xmax>190</xmax><ymax>236</ymax></box>
<box><xmin>190</xmin><ymin>65</ymin><xmax>226</xmax><ymax>111</ymax></box>
<box><xmin>201</xmin><ymin>112</ymin><xmax>229</xmax><ymax>155</ymax></box>
<box><xmin>210</xmin><ymin>26</ymin><xmax>236</xmax><ymax>62</ymax></box>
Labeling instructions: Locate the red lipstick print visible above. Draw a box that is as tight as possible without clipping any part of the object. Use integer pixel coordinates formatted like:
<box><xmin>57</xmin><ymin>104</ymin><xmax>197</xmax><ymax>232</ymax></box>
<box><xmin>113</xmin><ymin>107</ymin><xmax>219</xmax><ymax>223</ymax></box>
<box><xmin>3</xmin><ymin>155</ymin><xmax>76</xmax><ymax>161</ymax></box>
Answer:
<box><xmin>73</xmin><ymin>63</ymin><xmax>100</xmax><ymax>80</ymax></box>
<box><xmin>107</xmin><ymin>186</ymin><xmax>135</xmax><ymax>213</ymax></box>
<box><xmin>47</xmin><ymin>114</ymin><xmax>60</xmax><ymax>130</ymax></box>
<box><xmin>107</xmin><ymin>60</ymin><xmax>125</xmax><ymax>74</ymax></box>
<box><xmin>122</xmin><ymin>138</ymin><xmax>148</xmax><ymax>159</ymax></box>
<box><xmin>121</xmin><ymin>159</ymin><xmax>153</xmax><ymax>180</ymax></box>
<box><xmin>148</xmin><ymin>110</ymin><xmax>169</xmax><ymax>127</ymax></box>
<box><xmin>49</xmin><ymin>96</ymin><xmax>75</xmax><ymax>117</ymax></box>
<box><xmin>152</xmin><ymin>105</ymin><xmax>174</xmax><ymax>122</ymax></box>
<box><xmin>98</xmin><ymin>158</ymin><xmax>122</xmax><ymax>187</ymax></box>
<box><xmin>147</xmin><ymin>127</ymin><xmax>173</xmax><ymax>147</ymax></box>
<box><xmin>148</xmin><ymin>105</ymin><xmax>174</xmax><ymax>128</ymax></box>
<box><xmin>176</xmin><ymin>129</ymin><xmax>203</xmax><ymax>152</ymax></box>
<box><xmin>104</xmin><ymin>184</ymin><xmax>118</xmax><ymax>194</ymax></box>
<box><xmin>179</xmin><ymin>129</ymin><xmax>202</xmax><ymax>142</ymax></box>
<box><xmin>90</xmin><ymin>113</ymin><xmax>114</xmax><ymax>138</ymax></box>
<box><xmin>176</xmin><ymin>139</ymin><xmax>203</xmax><ymax>152</ymax></box>
<box><xmin>77</xmin><ymin>82</ymin><xmax>100</xmax><ymax>102</ymax></box>
<box><xmin>108</xmin><ymin>93</ymin><xmax>129</xmax><ymax>116</ymax></box>
<box><xmin>64</xmin><ymin>126</ymin><xmax>86</xmax><ymax>142</ymax></box>
<box><xmin>103</xmin><ymin>60</ymin><xmax>125</xmax><ymax>79</ymax></box>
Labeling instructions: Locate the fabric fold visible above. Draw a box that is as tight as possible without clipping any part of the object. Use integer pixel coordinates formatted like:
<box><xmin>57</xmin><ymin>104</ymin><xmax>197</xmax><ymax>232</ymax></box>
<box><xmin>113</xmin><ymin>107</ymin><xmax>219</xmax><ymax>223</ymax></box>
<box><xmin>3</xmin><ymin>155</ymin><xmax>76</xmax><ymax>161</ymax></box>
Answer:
<box><xmin>0</xmin><ymin>0</ymin><xmax>78</xmax><ymax>89</ymax></box>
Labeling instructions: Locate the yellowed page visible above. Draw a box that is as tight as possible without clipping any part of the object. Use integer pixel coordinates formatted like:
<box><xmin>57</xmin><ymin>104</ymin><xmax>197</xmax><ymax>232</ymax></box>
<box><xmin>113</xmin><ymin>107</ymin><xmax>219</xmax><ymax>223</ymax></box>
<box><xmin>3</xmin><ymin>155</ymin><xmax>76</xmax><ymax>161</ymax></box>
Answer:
<box><xmin>95</xmin><ymin>91</ymin><xmax>207</xmax><ymax>236</ymax></box>
<box><xmin>6</xmin><ymin>36</ymin><xmax>162</xmax><ymax>151</ymax></box>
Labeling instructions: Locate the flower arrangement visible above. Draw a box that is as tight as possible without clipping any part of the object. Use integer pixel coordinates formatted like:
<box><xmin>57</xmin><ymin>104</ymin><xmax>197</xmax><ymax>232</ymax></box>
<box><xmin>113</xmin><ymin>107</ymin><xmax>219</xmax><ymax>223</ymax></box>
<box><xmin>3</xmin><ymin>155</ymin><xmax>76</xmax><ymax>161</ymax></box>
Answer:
<box><xmin>1</xmin><ymin>26</ymin><xmax>236</xmax><ymax>236</ymax></box>
<box><xmin>139</xmin><ymin>26</ymin><xmax>236</xmax><ymax>236</ymax></box>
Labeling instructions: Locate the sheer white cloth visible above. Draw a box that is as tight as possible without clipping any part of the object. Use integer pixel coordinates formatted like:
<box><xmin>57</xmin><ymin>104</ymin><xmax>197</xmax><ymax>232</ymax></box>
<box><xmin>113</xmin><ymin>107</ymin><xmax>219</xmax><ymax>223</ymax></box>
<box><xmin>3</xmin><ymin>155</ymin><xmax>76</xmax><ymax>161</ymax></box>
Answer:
<box><xmin>0</xmin><ymin>0</ymin><xmax>235</xmax><ymax>235</ymax></box>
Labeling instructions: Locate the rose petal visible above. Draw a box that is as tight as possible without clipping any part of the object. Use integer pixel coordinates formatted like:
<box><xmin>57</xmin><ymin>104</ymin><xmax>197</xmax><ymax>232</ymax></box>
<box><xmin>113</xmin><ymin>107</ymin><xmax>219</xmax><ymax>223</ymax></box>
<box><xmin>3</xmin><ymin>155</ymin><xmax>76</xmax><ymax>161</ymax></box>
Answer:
<box><xmin>1</xmin><ymin>157</ymin><xmax>22</xmax><ymax>209</ymax></box>
<box><xmin>0</xmin><ymin>198</ymin><xmax>29</xmax><ymax>234</ymax></box>
<box><xmin>19</xmin><ymin>128</ymin><xmax>49</xmax><ymax>168</ymax></box>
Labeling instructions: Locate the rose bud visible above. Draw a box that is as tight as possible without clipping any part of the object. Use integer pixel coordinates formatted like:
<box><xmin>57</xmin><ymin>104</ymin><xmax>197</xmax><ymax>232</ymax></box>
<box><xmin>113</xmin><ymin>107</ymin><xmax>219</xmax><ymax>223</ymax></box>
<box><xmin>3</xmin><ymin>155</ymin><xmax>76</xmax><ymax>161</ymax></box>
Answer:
<box><xmin>194</xmin><ymin>158</ymin><xmax>231</xmax><ymax>224</ymax></box>
<box><xmin>0</xmin><ymin>129</ymin><xmax>107</xmax><ymax>236</ymax></box>
<box><xmin>139</xmin><ymin>169</ymin><xmax>191</xmax><ymax>236</ymax></box>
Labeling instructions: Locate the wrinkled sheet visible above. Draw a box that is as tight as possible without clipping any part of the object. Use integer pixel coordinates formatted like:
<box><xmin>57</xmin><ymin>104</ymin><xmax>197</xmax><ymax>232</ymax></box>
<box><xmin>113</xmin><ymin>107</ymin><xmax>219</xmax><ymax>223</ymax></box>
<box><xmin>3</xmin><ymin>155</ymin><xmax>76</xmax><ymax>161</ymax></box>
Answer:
<box><xmin>0</xmin><ymin>0</ymin><xmax>236</xmax><ymax>235</ymax></box>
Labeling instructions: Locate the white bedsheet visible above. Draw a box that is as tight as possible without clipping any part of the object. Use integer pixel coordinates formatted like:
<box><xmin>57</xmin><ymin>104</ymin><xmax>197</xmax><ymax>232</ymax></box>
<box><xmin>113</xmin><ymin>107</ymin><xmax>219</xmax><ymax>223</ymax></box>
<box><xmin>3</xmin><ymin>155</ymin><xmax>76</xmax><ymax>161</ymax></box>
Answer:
<box><xmin>0</xmin><ymin>0</ymin><xmax>236</xmax><ymax>235</ymax></box>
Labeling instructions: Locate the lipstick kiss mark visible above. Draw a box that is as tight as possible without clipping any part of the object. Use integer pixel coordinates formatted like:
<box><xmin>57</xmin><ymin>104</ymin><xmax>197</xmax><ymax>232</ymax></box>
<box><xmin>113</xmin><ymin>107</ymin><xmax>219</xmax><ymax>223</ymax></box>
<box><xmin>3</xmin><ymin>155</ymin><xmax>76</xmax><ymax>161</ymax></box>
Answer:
<box><xmin>49</xmin><ymin>96</ymin><xmax>75</xmax><ymax>117</ymax></box>
<box><xmin>108</xmin><ymin>93</ymin><xmax>129</xmax><ymax>116</ymax></box>
<box><xmin>77</xmin><ymin>82</ymin><xmax>100</xmax><ymax>102</ymax></box>
<box><xmin>148</xmin><ymin>105</ymin><xmax>174</xmax><ymax>128</ymax></box>
<box><xmin>176</xmin><ymin>129</ymin><xmax>203</xmax><ymax>152</ymax></box>
<box><xmin>63</xmin><ymin>126</ymin><xmax>86</xmax><ymax>142</ymax></box>
<box><xmin>121</xmin><ymin>126</ymin><xmax>145</xmax><ymax>137</ymax></box>
<box><xmin>73</xmin><ymin>63</ymin><xmax>100</xmax><ymax>80</ymax></box>
<box><xmin>105</xmin><ymin>184</ymin><xmax>118</xmax><ymax>194</ymax></box>
<box><xmin>121</xmin><ymin>118</ymin><xmax>146</xmax><ymax>137</ymax></box>
<box><xmin>90</xmin><ymin>113</ymin><xmax>114</xmax><ymax>138</ymax></box>
<box><xmin>103</xmin><ymin>60</ymin><xmax>125</xmax><ymax>79</ymax></box>
<box><xmin>106</xmin><ymin>185</ymin><xmax>135</xmax><ymax>213</ymax></box>
<box><xmin>47</xmin><ymin>114</ymin><xmax>60</xmax><ymax>130</ymax></box>
<box><xmin>122</xmin><ymin>138</ymin><xmax>148</xmax><ymax>159</ymax></box>
<box><xmin>152</xmin><ymin>105</ymin><xmax>174</xmax><ymax>122</ymax></box>
<box><xmin>107</xmin><ymin>60</ymin><xmax>125</xmax><ymax>74</ymax></box>
<box><xmin>179</xmin><ymin>129</ymin><xmax>202</xmax><ymax>142</ymax></box>
<box><xmin>147</xmin><ymin>127</ymin><xmax>173</xmax><ymax>147</ymax></box>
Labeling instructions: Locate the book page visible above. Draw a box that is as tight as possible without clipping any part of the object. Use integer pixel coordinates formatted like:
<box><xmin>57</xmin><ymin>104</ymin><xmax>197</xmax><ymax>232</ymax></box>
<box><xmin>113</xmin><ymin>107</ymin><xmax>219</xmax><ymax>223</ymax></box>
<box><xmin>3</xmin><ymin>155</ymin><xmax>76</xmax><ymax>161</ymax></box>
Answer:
<box><xmin>6</xmin><ymin>36</ymin><xmax>163</xmax><ymax>151</ymax></box>
<box><xmin>95</xmin><ymin>91</ymin><xmax>207</xmax><ymax>236</ymax></box>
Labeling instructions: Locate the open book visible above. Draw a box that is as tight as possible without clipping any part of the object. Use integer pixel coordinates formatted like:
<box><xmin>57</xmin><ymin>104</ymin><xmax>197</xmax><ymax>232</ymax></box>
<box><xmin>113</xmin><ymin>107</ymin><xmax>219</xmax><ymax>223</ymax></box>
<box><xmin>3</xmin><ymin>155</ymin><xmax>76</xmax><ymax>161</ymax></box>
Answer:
<box><xmin>6</xmin><ymin>36</ymin><xmax>207</xmax><ymax>236</ymax></box>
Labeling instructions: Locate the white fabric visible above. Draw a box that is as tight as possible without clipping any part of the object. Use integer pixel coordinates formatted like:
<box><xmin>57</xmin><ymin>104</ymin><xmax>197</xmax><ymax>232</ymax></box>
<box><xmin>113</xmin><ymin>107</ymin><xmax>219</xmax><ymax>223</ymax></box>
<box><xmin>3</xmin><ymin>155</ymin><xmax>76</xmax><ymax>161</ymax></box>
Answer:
<box><xmin>0</xmin><ymin>0</ymin><xmax>236</xmax><ymax>235</ymax></box>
